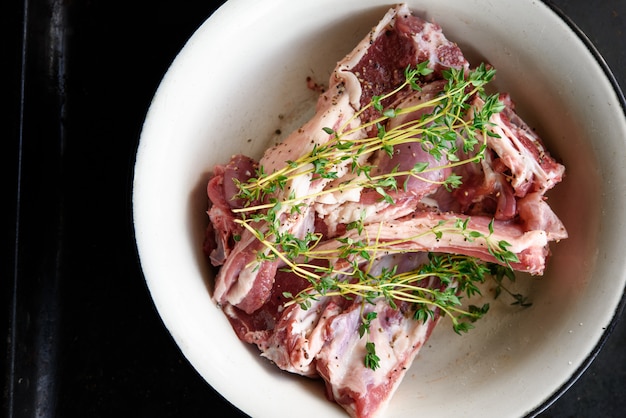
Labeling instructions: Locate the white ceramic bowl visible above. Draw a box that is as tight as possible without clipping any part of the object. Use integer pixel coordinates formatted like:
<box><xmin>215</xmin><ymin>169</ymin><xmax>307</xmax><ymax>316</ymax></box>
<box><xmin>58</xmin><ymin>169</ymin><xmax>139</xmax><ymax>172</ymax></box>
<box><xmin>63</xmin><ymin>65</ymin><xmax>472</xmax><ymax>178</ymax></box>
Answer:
<box><xmin>133</xmin><ymin>1</ymin><xmax>626</xmax><ymax>417</ymax></box>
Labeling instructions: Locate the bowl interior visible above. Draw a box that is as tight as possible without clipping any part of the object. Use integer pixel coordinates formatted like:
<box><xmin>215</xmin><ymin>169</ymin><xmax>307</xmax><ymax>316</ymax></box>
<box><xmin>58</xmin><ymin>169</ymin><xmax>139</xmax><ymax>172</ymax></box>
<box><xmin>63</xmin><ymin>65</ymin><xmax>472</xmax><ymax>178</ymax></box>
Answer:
<box><xmin>133</xmin><ymin>1</ymin><xmax>626</xmax><ymax>417</ymax></box>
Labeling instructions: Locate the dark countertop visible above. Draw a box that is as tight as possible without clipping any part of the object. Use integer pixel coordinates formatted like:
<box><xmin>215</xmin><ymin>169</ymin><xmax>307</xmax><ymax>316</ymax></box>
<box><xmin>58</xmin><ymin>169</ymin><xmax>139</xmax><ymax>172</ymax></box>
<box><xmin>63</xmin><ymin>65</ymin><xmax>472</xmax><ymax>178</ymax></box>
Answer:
<box><xmin>4</xmin><ymin>0</ymin><xmax>625</xmax><ymax>417</ymax></box>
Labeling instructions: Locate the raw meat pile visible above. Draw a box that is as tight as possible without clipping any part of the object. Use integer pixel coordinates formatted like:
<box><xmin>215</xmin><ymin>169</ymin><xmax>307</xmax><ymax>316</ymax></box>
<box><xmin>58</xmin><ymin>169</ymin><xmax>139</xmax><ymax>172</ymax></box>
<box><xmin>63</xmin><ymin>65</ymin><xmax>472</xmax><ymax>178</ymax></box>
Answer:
<box><xmin>203</xmin><ymin>4</ymin><xmax>566</xmax><ymax>417</ymax></box>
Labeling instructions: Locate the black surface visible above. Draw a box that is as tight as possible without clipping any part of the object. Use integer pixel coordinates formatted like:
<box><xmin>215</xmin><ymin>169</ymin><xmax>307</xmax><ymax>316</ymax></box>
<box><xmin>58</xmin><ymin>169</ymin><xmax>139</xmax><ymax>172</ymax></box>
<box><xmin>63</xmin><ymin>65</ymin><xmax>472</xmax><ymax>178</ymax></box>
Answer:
<box><xmin>4</xmin><ymin>0</ymin><xmax>625</xmax><ymax>417</ymax></box>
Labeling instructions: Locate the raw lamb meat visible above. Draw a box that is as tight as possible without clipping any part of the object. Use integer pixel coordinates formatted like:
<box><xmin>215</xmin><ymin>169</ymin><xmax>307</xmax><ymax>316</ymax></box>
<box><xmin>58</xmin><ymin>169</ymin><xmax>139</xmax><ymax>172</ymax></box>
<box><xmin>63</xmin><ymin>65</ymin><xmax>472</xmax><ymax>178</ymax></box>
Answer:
<box><xmin>203</xmin><ymin>4</ymin><xmax>566</xmax><ymax>418</ymax></box>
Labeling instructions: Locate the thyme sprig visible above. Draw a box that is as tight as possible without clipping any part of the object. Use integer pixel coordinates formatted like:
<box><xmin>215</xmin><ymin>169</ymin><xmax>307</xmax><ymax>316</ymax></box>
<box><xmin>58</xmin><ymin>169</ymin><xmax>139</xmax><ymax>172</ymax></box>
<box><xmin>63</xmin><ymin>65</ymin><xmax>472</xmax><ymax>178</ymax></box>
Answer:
<box><xmin>275</xmin><ymin>218</ymin><xmax>519</xmax><ymax>334</ymax></box>
<box><xmin>283</xmin><ymin>253</ymin><xmax>493</xmax><ymax>335</ymax></box>
<box><xmin>232</xmin><ymin>62</ymin><xmax>503</xmax><ymax>213</ymax></box>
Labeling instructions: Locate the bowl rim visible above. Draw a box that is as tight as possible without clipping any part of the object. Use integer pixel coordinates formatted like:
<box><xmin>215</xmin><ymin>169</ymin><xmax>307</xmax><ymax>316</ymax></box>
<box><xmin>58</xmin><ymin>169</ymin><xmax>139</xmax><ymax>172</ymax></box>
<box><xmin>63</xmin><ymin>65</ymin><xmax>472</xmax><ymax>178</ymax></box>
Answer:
<box><xmin>525</xmin><ymin>1</ymin><xmax>626</xmax><ymax>416</ymax></box>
